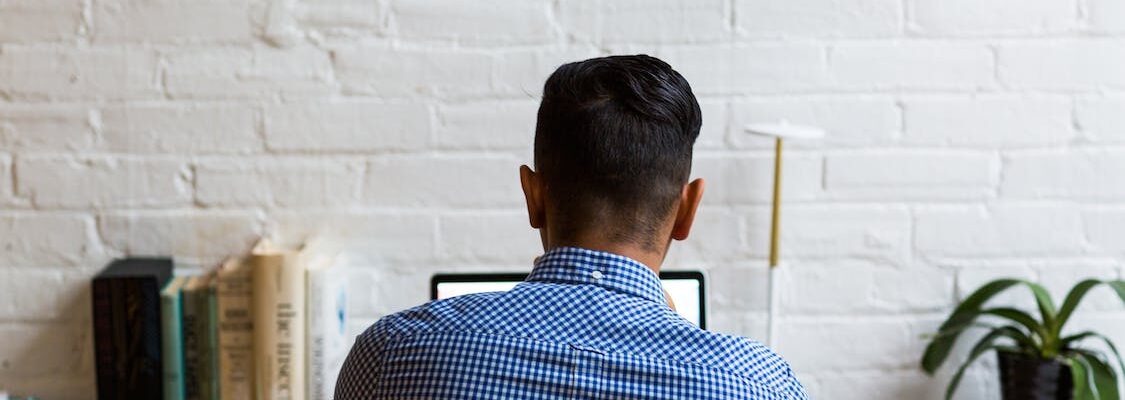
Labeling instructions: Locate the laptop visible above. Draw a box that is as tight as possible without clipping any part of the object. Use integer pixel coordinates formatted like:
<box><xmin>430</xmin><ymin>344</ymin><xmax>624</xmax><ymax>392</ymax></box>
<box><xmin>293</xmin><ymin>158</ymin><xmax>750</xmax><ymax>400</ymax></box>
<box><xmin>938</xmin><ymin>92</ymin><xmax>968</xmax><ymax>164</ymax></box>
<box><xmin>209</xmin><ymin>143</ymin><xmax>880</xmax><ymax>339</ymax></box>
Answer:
<box><xmin>431</xmin><ymin>271</ymin><xmax>707</xmax><ymax>329</ymax></box>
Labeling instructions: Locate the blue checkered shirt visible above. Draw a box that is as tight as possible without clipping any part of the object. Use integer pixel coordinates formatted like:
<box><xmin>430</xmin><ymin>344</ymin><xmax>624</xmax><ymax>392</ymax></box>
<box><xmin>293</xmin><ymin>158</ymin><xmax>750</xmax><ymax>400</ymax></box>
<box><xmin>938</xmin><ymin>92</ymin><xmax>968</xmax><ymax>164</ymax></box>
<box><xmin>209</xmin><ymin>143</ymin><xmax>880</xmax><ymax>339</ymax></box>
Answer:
<box><xmin>334</xmin><ymin>247</ymin><xmax>807</xmax><ymax>399</ymax></box>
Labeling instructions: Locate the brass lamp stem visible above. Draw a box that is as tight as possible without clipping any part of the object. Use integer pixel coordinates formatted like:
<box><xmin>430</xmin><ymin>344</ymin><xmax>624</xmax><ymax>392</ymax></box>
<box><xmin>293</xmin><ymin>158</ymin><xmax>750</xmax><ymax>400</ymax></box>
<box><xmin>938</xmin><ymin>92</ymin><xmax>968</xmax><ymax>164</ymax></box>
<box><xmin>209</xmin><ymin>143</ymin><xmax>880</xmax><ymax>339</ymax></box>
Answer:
<box><xmin>769</xmin><ymin>137</ymin><xmax>783</xmax><ymax>268</ymax></box>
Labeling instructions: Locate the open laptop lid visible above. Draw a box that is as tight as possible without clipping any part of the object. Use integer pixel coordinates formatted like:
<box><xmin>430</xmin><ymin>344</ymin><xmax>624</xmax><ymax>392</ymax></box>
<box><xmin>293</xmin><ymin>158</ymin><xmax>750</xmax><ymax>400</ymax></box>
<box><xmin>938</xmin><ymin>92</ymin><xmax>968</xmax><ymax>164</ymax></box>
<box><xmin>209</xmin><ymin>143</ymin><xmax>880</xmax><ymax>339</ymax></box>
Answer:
<box><xmin>431</xmin><ymin>271</ymin><xmax>707</xmax><ymax>329</ymax></box>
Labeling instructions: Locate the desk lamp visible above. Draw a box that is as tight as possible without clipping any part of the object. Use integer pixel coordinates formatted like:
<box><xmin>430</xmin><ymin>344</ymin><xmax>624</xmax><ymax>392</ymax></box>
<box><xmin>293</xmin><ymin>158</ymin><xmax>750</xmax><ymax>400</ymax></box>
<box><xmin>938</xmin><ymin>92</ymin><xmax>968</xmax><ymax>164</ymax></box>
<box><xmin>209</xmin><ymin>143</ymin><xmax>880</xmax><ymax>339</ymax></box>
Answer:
<box><xmin>743</xmin><ymin>121</ymin><xmax>826</xmax><ymax>347</ymax></box>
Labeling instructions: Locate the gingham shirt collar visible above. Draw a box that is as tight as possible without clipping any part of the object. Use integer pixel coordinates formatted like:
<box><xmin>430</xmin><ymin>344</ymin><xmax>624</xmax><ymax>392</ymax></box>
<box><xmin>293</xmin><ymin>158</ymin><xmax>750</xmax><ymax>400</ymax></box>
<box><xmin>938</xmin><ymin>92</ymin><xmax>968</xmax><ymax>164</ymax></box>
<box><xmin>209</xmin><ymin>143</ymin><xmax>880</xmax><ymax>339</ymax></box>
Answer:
<box><xmin>527</xmin><ymin>246</ymin><xmax>666</xmax><ymax>305</ymax></box>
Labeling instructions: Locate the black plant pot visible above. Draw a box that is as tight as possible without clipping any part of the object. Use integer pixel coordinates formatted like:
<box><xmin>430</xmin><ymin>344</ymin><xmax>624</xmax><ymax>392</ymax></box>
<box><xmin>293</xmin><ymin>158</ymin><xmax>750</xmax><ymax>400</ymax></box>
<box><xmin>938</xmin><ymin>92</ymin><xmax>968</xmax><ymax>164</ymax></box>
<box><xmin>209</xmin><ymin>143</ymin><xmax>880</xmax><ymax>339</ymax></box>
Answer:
<box><xmin>997</xmin><ymin>350</ymin><xmax>1074</xmax><ymax>400</ymax></box>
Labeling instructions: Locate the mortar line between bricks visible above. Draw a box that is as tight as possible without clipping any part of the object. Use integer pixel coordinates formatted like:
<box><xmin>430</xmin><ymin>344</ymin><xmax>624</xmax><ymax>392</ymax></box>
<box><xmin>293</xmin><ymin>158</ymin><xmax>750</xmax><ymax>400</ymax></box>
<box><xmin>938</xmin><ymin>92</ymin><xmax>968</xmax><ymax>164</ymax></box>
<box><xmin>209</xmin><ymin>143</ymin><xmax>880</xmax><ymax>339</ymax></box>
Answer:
<box><xmin>22</xmin><ymin>198</ymin><xmax>1125</xmax><ymax>213</ymax></box>
<box><xmin>9</xmin><ymin>90</ymin><xmax>1125</xmax><ymax>105</ymax></box>
<box><xmin>20</xmin><ymin>145</ymin><xmax>1125</xmax><ymax>159</ymax></box>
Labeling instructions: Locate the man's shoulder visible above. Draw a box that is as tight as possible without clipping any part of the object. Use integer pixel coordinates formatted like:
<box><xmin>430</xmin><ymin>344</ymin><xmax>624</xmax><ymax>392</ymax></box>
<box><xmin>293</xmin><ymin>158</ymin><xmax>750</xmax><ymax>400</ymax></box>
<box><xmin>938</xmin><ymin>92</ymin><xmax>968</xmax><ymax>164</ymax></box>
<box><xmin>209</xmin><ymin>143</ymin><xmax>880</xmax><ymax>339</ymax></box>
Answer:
<box><xmin>679</xmin><ymin>331</ymin><xmax>806</xmax><ymax>398</ymax></box>
<box><xmin>656</xmin><ymin>326</ymin><xmax>799</xmax><ymax>384</ymax></box>
<box><xmin>360</xmin><ymin>291</ymin><xmax>506</xmax><ymax>342</ymax></box>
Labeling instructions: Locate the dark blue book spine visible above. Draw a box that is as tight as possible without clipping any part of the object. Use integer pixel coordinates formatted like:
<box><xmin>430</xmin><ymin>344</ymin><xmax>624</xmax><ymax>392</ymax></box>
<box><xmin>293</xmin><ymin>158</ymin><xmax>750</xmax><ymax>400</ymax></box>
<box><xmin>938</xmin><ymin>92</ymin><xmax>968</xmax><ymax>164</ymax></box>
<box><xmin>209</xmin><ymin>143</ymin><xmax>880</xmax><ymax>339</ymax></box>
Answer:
<box><xmin>92</xmin><ymin>278</ymin><xmax>116</xmax><ymax>399</ymax></box>
<box><xmin>92</xmin><ymin>258</ymin><xmax>172</xmax><ymax>400</ymax></box>
<box><xmin>93</xmin><ymin>277</ymin><xmax>166</xmax><ymax>400</ymax></box>
<box><xmin>136</xmin><ymin>278</ymin><xmax>164</xmax><ymax>398</ymax></box>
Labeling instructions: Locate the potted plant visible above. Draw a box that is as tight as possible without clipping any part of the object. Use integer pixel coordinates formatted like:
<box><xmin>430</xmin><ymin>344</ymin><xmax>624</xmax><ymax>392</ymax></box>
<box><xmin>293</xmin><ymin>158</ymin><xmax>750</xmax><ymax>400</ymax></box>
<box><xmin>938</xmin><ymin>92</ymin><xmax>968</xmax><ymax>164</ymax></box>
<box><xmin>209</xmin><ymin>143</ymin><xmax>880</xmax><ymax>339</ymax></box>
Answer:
<box><xmin>922</xmin><ymin>278</ymin><xmax>1125</xmax><ymax>399</ymax></box>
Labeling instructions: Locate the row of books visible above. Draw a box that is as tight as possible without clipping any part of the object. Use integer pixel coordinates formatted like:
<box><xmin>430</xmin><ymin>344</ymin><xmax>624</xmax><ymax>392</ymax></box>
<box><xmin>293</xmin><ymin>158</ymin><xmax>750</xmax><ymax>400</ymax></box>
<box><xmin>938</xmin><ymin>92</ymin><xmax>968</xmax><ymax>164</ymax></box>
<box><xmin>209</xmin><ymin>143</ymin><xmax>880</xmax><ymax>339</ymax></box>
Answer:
<box><xmin>92</xmin><ymin>240</ymin><xmax>349</xmax><ymax>400</ymax></box>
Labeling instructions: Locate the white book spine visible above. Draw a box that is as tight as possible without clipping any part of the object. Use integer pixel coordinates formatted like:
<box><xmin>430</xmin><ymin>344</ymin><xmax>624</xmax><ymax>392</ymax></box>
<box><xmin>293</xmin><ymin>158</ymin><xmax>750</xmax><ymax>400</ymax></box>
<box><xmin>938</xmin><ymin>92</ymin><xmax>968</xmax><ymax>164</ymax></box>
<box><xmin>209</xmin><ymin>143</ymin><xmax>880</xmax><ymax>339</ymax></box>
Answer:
<box><xmin>306</xmin><ymin>262</ymin><xmax>348</xmax><ymax>400</ymax></box>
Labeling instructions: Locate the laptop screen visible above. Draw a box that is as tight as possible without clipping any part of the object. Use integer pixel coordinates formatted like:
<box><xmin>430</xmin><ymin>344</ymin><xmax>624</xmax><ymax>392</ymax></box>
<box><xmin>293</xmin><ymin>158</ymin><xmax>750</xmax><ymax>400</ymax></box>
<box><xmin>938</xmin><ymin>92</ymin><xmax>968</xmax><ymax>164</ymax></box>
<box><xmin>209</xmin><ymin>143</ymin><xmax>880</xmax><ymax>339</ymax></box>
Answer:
<box><xmin>431</xmin><ymin>272</ymin><xmax>706</xmax><ymax>329</ymax></box>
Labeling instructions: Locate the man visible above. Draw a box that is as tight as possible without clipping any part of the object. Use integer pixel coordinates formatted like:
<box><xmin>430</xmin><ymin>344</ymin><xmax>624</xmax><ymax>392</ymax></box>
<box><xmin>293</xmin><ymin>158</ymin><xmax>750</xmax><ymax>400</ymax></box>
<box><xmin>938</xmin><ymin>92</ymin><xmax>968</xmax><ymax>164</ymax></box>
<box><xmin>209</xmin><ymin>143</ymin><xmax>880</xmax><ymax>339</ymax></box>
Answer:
<box><xmin>335</xmin><ymin>55</ymin><xmax>807</xmax><ymax>399</ymax></box>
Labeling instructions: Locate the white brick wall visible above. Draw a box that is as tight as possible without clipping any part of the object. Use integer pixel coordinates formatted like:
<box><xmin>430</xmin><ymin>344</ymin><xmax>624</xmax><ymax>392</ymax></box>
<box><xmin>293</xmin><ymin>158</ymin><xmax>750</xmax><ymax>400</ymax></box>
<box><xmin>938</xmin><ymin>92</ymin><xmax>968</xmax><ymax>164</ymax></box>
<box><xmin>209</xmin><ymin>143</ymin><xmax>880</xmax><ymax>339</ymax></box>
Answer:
<box><xmin>1076</xmin><ymin>95</ymin><xmax>1125</xmax><ymax>143</ymax></box>
<box><xmin>17</xmin><ymin>156</ymin><xmax>192</xmax><ymax>208</ymax></box>
<box><xmin>0</xmin><ymin>105</ymin><xmax>95</xmax><ymax>151</ymax></box>
<box><xmin>830</xmin><ymin>43</ymin><xmax>995</xmax><ymax>90</ymax></box>
<box><xmin>916</xmin><ymin>205</ymin><xmax>1086</xmax><ymax>257</ymax></box>
<box><xmin>265</xmin><ymin>101</ymin><xmax>431</xmax><ymax>152</ymax></box>
<box><xmin>435</xmin><ymin>100</ymin><xmax>537</xmax><ymax>150</ymax></box>
<box><xmin>0</xmin><ymin>47</ymin><xmax>161</xmax><ymax>100</ymax></box>
<box><xmin>392</xmin><ymin>0</ymin><xmax>555</xmax><ymax>45</ymax></box>
<box><xmin>908</xmin><ymin>0</ymin><xmax>1077</xmax><ymax>36</ymax></box>
<box><xmin>659</xmin><ymin>43</ymin><xmax>828</xmax><ymax>95</ymax></box>
<box><xmin>333</xmin><ymin>45</ymin><xmax>492</xmax><ymax>97</ymax></box>
<box><xmin>92</xmin><ymin>0</ymin><xmax>255</xmax><ymax>44</ymax></box>
<box><xmin>902</xmin><ymin>96</ymin><xmax>1074</xmax><ymax>148</ymax></box>
<box><xmin>1</xmin><ymin>1</ymin><xmax>1123</xmax><ymax>399</ymax></box>
<box><xmin>998</xmin><ymin>41</ymin><xmax>1125</xmax><ymax>90</ymax></box>
<box><xmin>1001</xmin><ymin>150</ymin><xmax>1125</xmax><ymax>199</ymax></box>
<box><xmin>99</xmin><ymin>103</ymin><xmax>260</xmax><ymax>154</ymax></box>
<box><xmin>560</xmin><ymin>0</ymin><xmax>730</xmax><ymax>44</ymax></box>
<box><xmin>826</xmin><ymin>150</ymin><xmax>997</xmax><ymax>200</ymax></box>
<box><xmin>164</xmin><ymin>46</ymin><xmax>335</xmax><ymax>99</ymax></box>
<box><xmin>736</xmin><ymin>0</ymin><xmax>902</xmax><ymax>38</ymax></box>
<box><xmin>1086</xmin><ymin>0</ymin><xmax>1125</xmax><ymax>33</ymax></box>
<box><xmin>0</xmin><ymin>0</ymin><xmax>84</xmax><ymax>43</ymax></box>
<box><xmin>195</xmin><ymin>157</ymin><xmax>364</xmax><ymax>207</ymax></box>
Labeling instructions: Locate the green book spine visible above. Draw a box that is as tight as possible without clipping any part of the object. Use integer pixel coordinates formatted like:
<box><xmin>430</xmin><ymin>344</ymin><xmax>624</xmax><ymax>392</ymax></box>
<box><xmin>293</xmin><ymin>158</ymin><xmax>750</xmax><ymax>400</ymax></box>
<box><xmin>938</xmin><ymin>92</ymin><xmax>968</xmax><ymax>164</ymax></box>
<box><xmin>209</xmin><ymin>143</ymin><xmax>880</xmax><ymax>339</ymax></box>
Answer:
<box><xmin>202</xmin><ymin>283</ymin><xmax>220</xmax><ymax>400</ymax></box>
<box><xmin>161</xmin><ymin>277</ymin><xmax>188</xmax><ymax>400</ymax></box>
<box><xmin>183</xmin><ymin>274</ymin><xmax>218</xmax><ymax>400</ymax></box>
<box><xmin>182</xmin><ymin>277</ymin><xmax>203</xmax><ymax>400</ymax></box>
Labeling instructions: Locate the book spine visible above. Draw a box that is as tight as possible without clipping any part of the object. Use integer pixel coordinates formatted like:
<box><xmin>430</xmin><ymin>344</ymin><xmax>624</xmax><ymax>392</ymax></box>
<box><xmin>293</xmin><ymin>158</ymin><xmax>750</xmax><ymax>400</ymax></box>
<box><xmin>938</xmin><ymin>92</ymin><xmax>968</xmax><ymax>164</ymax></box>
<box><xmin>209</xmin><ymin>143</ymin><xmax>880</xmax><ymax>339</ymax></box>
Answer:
<box><xmin>217</xmin><ymin>267</ymin><xmax>254</xmax><ymax>400</ymax></box>
<box><xmin>306</xmin><ymin>267</ymin><xmax>348</xmax><ymax>400</ymax></box>
<box><xmin>138</xmin><ymin>278</ymin><xmax>165</xmax><ymax>399</ymax></box>
<box><xmin>111</xmin><ymin>279</ymin><xmax>129</xmax><ymax>400</ymax></box>
<box><xmin>182</xmin><ymin>285</ymin><xmax>202</xmax><ymax>400</ymax></box>
<box><xmin>162</xmin><ymin>282</ymin><xmax>185</xmax><ymax>400</ymax></box>
<box><xmin>91</xmin><ymin>258</ymin><xmax>174</xmax><ymax>400</ymax></box>
<box><xmin>252</xmin><ymin>252</ymin><xmax>306</xmax><ymax>400</ymax></box>
<box><xmin>114</xmin><ymin>278</ymin><xmax>164</xmax><ymax>400</ymax></box>
<box><xmin>201</xmin><ymin>285</ymin><xmax>219</xmax><ymax>400</ymax></box>
<box><xmin>92</xmin><ymin>278</ymin><xmax>117</xmax><ymax>400</ymax></box>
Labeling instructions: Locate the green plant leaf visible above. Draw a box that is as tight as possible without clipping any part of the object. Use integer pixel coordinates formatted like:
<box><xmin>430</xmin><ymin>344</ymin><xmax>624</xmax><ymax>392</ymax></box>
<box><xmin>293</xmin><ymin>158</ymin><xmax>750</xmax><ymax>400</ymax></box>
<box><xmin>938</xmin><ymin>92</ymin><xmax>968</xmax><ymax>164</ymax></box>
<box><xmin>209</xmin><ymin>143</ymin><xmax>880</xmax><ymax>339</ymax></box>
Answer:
<box><xmin>1073</xmin><ymin>350</ymin><xmax>1120</xmax><ymax>400</ymax></box>
<box><xmin>1056</xmin><ymin>279</ymin><xmax>1103</xmax><ymax>334</ymax></box>
<box><xmin>927</xmin><ymin>322</ymin><xmax>1000</xmax><ymax>341</ymax></box>
<box><xmin>1062</xmin><ymin>331</ymin><xmax>1098</xmax><ymax>347</ymax></box>
<box><xmin>1107</xmin><ymin>281</ymin><xmax>1125</xmax><ymax>303</ymax></box>
<box><xmin>1055</xmin><ymin>280</ymin><xmax>1125</xmax><ymax>333</ymax></box>
<box><xmin>1063</xmin><ymin>331</ymin><xmax>1125</xmax><ymax>382</ymax></box>
<box><xmin>922</xmin><ymin>279</ymin><xmax>1056</xmax><ymax>374</ymax></box>
<box><xmin>1025</xmin><ymin>281</ymin><xmax>1058</xmax><ymax>332</ymax></box>
<box><xmin>981</xmin><ymin>308</ymin><xmax>1047</xmax><ymax>343</ymax></box>
<box><xmin>1055</xmin><ymin>280</ymin><xmax>1125</xmax><ymax>336</ymax></box>
<box><xmin>924</xmin><ymin>279</ymin><xmax>1020</xmax><ymax>373</ymax></box>
<box><xmin>1072</xmin><ymin>355</ymin><xmax>1101</xmax><ymax>400</ymax></box>
<box><xmin>944</xmin><ymin>329</ymin><xmax>1009</xmax><ymax>400</ymax></box>
<box><xmin>992</xmin><ymin>325</ymin><xmax>1038</xmax><ymax>351</ymax></box>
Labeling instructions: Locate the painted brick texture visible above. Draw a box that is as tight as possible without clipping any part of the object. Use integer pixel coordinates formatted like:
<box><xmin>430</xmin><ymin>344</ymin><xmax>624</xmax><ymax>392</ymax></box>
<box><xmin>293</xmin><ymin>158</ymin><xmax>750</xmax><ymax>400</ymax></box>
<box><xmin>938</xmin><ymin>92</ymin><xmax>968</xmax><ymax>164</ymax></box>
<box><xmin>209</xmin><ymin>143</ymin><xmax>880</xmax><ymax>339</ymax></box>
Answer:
<box><xmin>1</xmin><ymin>1</ymin><xmax>1123</xmax><ymax>399</ymax></box>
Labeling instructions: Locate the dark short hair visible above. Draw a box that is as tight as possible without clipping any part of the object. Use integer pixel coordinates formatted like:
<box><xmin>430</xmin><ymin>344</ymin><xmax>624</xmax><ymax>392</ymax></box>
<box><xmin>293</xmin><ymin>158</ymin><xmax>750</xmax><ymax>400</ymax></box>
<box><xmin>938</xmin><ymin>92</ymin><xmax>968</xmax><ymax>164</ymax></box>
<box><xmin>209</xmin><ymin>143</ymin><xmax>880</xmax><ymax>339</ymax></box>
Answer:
<box><xmin>534</xmin><ymin>55</ymin><xmax>701</xmax><ymax>248</ymax></box>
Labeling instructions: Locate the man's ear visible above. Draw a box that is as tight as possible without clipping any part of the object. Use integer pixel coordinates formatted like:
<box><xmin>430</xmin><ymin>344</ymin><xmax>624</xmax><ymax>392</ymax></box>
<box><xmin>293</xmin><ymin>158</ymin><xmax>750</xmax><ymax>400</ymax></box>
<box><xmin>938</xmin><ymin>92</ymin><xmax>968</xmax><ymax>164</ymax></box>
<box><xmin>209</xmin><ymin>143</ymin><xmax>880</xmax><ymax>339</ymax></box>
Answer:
<box><xmin>519</xmin><ymin>165</ymin><xmax>546</xmax><ymax>229</ymax></box>
<box><xmin>670</xmin><ymin>178</ymin><xmax>705</xmax><ymax>241</ymax></box>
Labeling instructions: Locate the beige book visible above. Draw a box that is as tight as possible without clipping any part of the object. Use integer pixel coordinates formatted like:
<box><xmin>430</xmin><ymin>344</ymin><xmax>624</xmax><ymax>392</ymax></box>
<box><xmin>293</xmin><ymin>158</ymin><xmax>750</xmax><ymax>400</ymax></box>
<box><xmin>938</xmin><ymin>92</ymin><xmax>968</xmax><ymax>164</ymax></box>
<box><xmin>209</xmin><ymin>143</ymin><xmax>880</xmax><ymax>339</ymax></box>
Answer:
<box><xmin>217</xmin><ymin>257</ymin><xmax>254</xmax><ymax>400</ymax></box>
<box><xmin>251</xmin><ymin>240</ymin><xmax>306</xmax><ymax>400</ymax></box>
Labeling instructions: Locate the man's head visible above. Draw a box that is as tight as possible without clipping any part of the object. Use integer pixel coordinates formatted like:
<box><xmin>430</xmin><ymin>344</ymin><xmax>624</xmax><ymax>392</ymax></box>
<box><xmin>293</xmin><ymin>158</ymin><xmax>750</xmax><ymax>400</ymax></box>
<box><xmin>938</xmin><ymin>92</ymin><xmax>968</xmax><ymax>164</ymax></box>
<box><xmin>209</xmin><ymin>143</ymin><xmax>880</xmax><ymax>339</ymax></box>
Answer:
<box><xmin>520</xmin><ymin>55</ymin><xmax>705</xmax><ymax>259</ymax></box>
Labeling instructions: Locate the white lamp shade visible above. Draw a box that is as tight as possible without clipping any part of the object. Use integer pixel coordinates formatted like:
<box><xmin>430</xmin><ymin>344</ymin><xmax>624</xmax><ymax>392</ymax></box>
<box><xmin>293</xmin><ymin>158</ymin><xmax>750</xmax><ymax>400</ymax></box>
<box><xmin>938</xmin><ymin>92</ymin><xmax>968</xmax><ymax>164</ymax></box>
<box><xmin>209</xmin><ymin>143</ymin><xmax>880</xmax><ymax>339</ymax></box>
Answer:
<box><xmin>744</xmin><ymin>122</ymin><xmax>826</xmax><ymax>140</ymax></box>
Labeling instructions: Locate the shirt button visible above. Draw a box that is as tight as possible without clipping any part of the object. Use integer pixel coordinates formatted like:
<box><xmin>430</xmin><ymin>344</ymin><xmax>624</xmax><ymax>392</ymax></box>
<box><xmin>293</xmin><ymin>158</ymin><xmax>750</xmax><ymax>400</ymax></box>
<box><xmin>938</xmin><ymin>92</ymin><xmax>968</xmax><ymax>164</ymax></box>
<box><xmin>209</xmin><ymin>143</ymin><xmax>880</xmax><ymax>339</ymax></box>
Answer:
<box><xmin>591</xmin><ymin>271</ymin><xmax>604</xmax><ymax>280</ymax></box>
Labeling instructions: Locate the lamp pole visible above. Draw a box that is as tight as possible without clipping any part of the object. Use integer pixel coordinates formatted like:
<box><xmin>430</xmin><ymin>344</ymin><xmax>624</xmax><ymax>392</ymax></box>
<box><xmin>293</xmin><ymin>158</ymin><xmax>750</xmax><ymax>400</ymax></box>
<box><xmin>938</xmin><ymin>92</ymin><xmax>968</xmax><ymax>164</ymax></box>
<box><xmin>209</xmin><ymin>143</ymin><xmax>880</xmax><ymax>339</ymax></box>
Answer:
<box><xmin>743</xmin><ymin>122</ymin><xmax>825</xmax><ymax>349</ymax></box>
<box><xmin>767</xmin><ymin>137</ymin><xmax>783</xmax><ymax>347</ymax></box>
